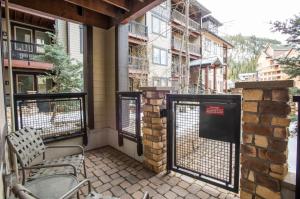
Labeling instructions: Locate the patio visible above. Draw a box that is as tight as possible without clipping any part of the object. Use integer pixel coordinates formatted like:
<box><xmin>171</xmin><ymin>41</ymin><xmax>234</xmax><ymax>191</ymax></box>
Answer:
<box><xmin>79</xmin><ymin>146</ymin><xmax>239</xmax><ymax>199</ymax></box>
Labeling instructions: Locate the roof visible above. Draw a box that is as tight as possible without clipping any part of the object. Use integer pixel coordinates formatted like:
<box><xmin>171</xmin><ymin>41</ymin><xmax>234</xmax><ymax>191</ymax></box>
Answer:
<box><xmin>201</xmin><ymin>29</ymin><xmax>234</xmax><ymax>48</ymax></box>
<box><xmin>190</xmin><ymin>56</ymin><xmax>223</xmax><ymax>67</ymax></box>
<box><xmin>270</xmin><ymin>44</ymin><xmax>292</xmax><ymax>51</ymax></box>
<box><xmin>8</xmin><ymin>0</ymin><xmax>165</xmax><ymax>29</ymax></box>
<box><xmin>190</xmin><ymin>0</ymin><xmax>211</xmax><ymax>16</ymax></box>
<box><xmin>202</xmin><ymin>15</ymin><xmax>222</xmax><ymax>26</ymax></box>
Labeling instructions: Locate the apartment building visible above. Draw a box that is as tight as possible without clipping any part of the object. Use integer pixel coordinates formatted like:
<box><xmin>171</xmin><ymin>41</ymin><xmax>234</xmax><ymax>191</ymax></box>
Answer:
<box><xmin>1</xmin><ymin>5</ymin><xmax>83</xmax><ymax>100</ymax></box>
<box><xmin>128</xmin><ymin>0</ymin><xmax>172</xmax><ymax>90</ymax></box>
<box><xmin>127</xmin><ymin>0</ymin><xmax>232</xmax><ymax>93</ymax></box>
<box><xmin>257</xmin><ymin>44</ymin><xmax>300</xmax><ymax>87</ymax></box>
<box><xmin>1</xmin><ymin>6</ymin><xmax>55</xmax><ymax>99</ymax></box>
<box><xmin>190</xmin><ymin>15</ymin><xmax>233</xmax><ymax>93</ymax></box>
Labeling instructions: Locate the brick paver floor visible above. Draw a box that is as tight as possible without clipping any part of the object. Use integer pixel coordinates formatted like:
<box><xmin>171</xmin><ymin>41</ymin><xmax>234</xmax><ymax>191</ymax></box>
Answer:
<box><xmin>80</xmin><ymin>146</ymin><xmax>240</xmax><ymax>199</ymax></box>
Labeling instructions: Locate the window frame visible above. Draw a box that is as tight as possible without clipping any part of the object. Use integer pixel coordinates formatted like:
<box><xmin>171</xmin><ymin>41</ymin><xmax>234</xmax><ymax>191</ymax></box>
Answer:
<box><xmin>152</xmin><ymin>46</ymin><xmax>168</xmax><ymax>66</ymax></box>
<box><xmin>151</xmin><ymin>15</ymin><xmax>167</xmax><ymax>37</ymax></box>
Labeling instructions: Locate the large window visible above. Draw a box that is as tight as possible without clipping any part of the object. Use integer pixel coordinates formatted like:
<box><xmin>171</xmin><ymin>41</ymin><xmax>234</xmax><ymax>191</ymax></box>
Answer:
<box><xmin>35</xmin><ymin>30</ymin><xmax>50</xmax><ymax>53</ymax></box>
<box><xmin>204</xmin><ymin>38</ymin><xmax>211</xmax><ymax>52</ymax></box>
<box><xmin>152</xmin><ymin>15</ymin><xmax>167</xmax><ymax>37</ymax></box>
<box><xmin>14</xmin><ymin>26</ymin><xmax>33</xmax><ymax>52</ymax></box>
<box><xmin>16</xmin><ymin>74</ymin><xmax>35</xmax><ymax>93</ymax></box>
<box><xmin>152</xmin><ymin>47</ymin><xmax>168</xmax><ymax>65</ymax></box>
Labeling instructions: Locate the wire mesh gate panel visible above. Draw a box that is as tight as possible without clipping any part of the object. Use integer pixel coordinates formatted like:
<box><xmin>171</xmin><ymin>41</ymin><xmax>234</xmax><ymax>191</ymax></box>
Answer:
<box><xmin>167</xmin><ymin>94</ymin><xmax>241</xmax><ymax>192</ymax></box>
<box><xmin>14</xmin><ymin>93</ymin><xmax>87</xmax><ymax>144</ymax></box>
<box><xmin>117</xmin><ymin>92</ymin><xmax>143</xmax><ymax>156</ymax></box>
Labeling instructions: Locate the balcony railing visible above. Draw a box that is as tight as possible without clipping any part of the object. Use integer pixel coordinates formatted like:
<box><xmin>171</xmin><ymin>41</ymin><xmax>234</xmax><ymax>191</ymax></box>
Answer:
<box><xmin>13</xmin><ymin>92</ymin><xmax>87</xmax><ymax>144</ymax></box>
<box><xmin>172</xmin><ymin>37</ymin><xmax>201</xmax><ymax>55</ymax></box>
<box><xmin>128</xmin><ymin>56</ymin><xmax>148</xmax><ymax>70</ymax></box>
<box><xmin>128</xmin><ymin>21</ymin><xmax>148</xmax><ymax>38</ymax></box>
<box><xmin>2</xmin><ymin>39</ymin><xmax>45</xmax><ymax>61</ymax></box>
<box><xmin>172</xmin><ymin>63</ymin><xmax>180</xmax><ymax>75</ymax></box>
<box><xmin>171</xmin><ymin>9</ymin><xmax>200</xmax><ymax>32</ymax></box>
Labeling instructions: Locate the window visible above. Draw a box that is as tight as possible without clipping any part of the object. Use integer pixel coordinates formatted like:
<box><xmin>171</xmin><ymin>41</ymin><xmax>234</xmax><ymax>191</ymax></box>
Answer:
<box><xmin>14</xmin><ymin>26</ymin><xmax>33</xmax><ymax>52</ymax></box>
<box><xmin>16</xmin><ymin>74</ymin><xmax>35</xmax><ymax>93</ymax></box>
<box><xmin>35</xmin><ymin>30</ymin><xmax>50</xmax><ymax>53</ymax></box>
<box><xmin>152</xmin><ymin>15</ymin><xmax>167</xmax><ymax>37</ymax></box>
<box><xmin>152</xmin><ymin>47</ymin><xmax>168</xmax><ymax>65</ymax></box>
<box><xmin>80</xmin><ymin>25</ymin><xmax>84</xmax><ymax>54</ymax></box>
<box><xmin>204</xmin><ymin>38</ymin><xmax>211</xmax><ymax>52</ymax></box>
<box><xmin>213</xmin><ymin>42</ymin><xmax>218</xmax><ymax>55</ymax></box>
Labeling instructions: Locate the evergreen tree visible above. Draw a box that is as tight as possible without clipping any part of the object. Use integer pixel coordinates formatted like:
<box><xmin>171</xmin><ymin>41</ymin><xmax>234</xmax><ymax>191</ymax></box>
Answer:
<box><xmin>225</xmin><ymin>34</ymin><xmax>281</xmax><ymax>80</ymax></box>
<box><xmin>272</xmin><ymin>14</ymin><xmax>300</xmax><ymax>78</ymax></box>
<box><xmin>35</xmin><ymin>33</ymin><xmax>83</xmax><ymax>93</ymax></box>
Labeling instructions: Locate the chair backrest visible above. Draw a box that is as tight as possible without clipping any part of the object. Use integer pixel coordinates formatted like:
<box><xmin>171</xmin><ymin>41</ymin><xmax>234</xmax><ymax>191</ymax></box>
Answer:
<box><xmin>7</xmin><ymin>127</ymin><xmax>45</xmax><ymax>167</ymax></box>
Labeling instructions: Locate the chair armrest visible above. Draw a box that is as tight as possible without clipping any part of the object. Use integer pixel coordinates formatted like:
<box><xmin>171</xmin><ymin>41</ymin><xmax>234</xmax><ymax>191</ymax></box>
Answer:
<box><xmin>45</xmin><ymin>145</ymin><xmax>84</xmax><ymax>155</ymax></box>
<box><xmin>59</xmin><ymin>179</ymin><xmax>90</xmax><ymax>199</ymax></box>
<box><xmin>24</xmin><ymin>163</ymin><xmax>77</xmax><ymax>176</ymax></box>
<box><xmin>12</xmin><ymin>184</ymin><xmax>39</xmax><ymax>199</ymax></box>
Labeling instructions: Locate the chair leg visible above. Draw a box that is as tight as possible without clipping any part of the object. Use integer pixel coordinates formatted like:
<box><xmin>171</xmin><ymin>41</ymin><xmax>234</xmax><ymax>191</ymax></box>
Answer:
<box><xmin>77</xmin><ymin>191</ymin><xmax>80</xmax><ymax>199</ymax></box>
<box><xmin>83</xmin><ymin>161</ymin><xmax>91</xmax><ymax>193</ymax></box>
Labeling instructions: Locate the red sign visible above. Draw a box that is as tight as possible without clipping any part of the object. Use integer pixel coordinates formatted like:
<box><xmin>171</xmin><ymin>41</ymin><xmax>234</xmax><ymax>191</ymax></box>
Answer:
<box><xmin>205</xmin><ymin>105</ymin><xmax>224</xmax><ymax>116</ymax></box>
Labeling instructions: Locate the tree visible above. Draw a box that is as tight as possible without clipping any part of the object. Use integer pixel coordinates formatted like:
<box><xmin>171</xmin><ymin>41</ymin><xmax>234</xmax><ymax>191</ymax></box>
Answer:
<box><xmin>36</xmin><ymin>33</ymin><xmax>83</xmax><ymax>93</ymax></box>
<box><xmin>225</xmin><ymin>34</ymin><xmax>281</xmax><ymax>80</ymax></box>
<box><xmin>272</xmin><ymin>14</ymin><xmax>300</xmax><ymax>78</ymax></box>
<box><xmin>35</xmin><ymin>33</ymin><xmax>83</xmax><ymax>123</ymax></box>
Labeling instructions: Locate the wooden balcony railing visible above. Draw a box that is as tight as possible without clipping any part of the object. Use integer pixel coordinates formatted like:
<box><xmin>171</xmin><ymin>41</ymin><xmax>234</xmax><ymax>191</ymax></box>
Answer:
<box><xmin>128</xmin><ymin>21</ymin><xmax>148</xmax><ymax>38</ymax></box>
<box><xmin>171</xmin><ymin>9</ymin><xmax>200</xmax><ymax>32</ymax></box>
<box><xmin>128</xmin><ymin>56</ymin><xmax>148</xmax><ymax>70</ymax></box>
<box><xmin>2</xmin><ymin>39</ymin><xmax>45</xmax><ymax>61</ymax></box>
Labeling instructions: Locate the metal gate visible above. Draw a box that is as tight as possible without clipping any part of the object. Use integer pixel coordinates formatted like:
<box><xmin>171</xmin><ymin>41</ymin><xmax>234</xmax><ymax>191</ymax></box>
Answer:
<box><xmin>117</xmin><ymin>92</ymin><xmax>143</xmax><ymax>156</ymax></box>
<box><xmin>166</xmin><ymin>94</ymin><xmax>241</xmax><ymax>192</ymax></box>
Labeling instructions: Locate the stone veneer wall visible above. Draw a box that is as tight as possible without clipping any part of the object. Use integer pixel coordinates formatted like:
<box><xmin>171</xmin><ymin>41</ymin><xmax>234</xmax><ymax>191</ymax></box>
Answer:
<box><xmin>141</xmin><ymin>87</ymin><xmax>170</xmax><ymax>173</ymax></box>
<box><xmin>236</xmin><ymin>80</ymin><xmax>294</xmax><ymax>199</ymax></box>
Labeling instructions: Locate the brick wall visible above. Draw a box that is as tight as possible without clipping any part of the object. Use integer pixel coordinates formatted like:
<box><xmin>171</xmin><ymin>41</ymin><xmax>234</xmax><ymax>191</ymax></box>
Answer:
<box><xmin>236</xmin><ymin>80</ymin><xmax>293</xmax><ymax>199</ymax></box>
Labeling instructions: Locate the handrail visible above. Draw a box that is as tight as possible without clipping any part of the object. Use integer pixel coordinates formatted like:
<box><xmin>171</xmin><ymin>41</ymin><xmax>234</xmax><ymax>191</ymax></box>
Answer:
<box><xmin>128</xmin><ymin>21</ymin><xmax>148</xmax><ymax>37</ymax></box>
<box><xmin>171</xmin><ymin>9</ymin><xmax>200</xmax><ymax>31</ymax></box>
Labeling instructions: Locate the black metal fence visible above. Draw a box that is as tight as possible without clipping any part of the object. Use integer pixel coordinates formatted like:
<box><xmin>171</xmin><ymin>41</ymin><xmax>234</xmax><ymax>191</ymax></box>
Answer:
<box><xmin>292</xmin><ymin>96</ymin><xmax>300</xmax><ymax>199</ymax></box>
<box><xmin>167</xmin><ymin>94</ymin><xmax>241</xmax><ymax>192</ymax></box>
<box><xmin>117</xmin><ymin>92</ymin><xmax>143</xmax><ymax>156</ymax></box>
<box><xmin>3</xmin><ymin>39</ymin><xmax>45</xmax><ymax>61</ymax></box>
<box><xmin>14</xmin><ymin>93</ymin><xmax>87</xmax><ymax>144</ymax></box>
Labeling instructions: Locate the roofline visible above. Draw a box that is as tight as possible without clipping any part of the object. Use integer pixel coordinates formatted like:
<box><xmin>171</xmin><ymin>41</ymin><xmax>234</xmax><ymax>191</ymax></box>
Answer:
<box><xmin>190</xmin><ymin>0</ymin><xmax>211</xmax><ymax>16</ymax></box>
<box><xmin>201</xmin><ymin>29</ymin><xmax>234</xmax><ymax>48</ymax></box>
<box><xmin>202</xmin><ymin>15</ymin><xmax>222</xmax><ymax>26</ymax></box>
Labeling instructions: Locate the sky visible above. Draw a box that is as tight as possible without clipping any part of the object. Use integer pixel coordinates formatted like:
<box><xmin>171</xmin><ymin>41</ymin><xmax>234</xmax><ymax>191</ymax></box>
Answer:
<box><xmin>199</xmin><ymin>0</ymin><xmax>300</xmax><ymax>43</ymax></box>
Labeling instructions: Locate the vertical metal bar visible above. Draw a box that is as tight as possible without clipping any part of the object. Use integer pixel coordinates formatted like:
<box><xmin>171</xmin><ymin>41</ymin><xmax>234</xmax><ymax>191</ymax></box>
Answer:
<box><xmin>13</xmin><ymin>96</ymin><xmax>18</xmax><ymax>130</ymax></box>
<box><xmin>296</xmin><ymin>98</ymin><xmax>300</xmax><ymax>199</ymax></box>
<box><xmin>118</xmin><ymin>94</ymin><xmax>123</xmax><ymax>146</ymax></box>
<box><xmin>166</xmin><ymin>94</ymin><xmax>172</xmax><ymax>172</ymax></box>
<box><xmin>228</xmin><ymin>142</ymin><xmax>233</xmax><ymax>185</ymax></box>
<box><xmin>82</xmin><ymin>94</ymin><xmax>88</xmax><ymax>145</ymax></box>
<box><xmin>233</xmin><ymin>97</ymin><xmax>241</xmax><ymax>192</ymax></box>
<box><xmin>136</xmin><ymin>93</ymin><xmax>142</xmax><ymax>156</ymax></box>
<box><xmin>18</xmin><ymin>101</ymin><xmax>23</xmax><ymax>129</ymax></box>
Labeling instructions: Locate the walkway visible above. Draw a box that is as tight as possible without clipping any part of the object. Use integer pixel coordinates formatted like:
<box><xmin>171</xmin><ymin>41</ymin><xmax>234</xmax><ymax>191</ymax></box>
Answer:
<box><xmin>80</xmin><ymin>146</ymin><xmax>240</xmax><ymax>199</ymax></box>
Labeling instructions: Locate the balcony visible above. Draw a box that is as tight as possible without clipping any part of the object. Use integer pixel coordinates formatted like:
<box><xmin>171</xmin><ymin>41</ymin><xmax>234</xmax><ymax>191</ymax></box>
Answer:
<box><xmin>171</xmin><ymin>37</ymin><xmax>201</xmax><ymax>56</ymax></box>
<box><xmin>128</xmin><ymin>55</ymin><xmax>148</xmax><ymax>74</ymax></box>
<box><xmin>171</xmin><ymin>10</ymin><xmax>201</xmax><ymax>32</ymax></box>
<box><xmin>128</xmin><ymin>21</ymin><xmax>148</xmax><ymax>43</ymax></box>
<box><xmin>3</xmin><ymin>39</ymin><xmax>45</xmax><ymax>61</ymax></box>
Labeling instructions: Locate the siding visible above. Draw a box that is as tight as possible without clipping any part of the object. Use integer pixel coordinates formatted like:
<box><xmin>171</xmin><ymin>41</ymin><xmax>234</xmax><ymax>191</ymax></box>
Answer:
<box><xmin>68</xmin><ymin>23</ymin><xmax>83</xmax><ymax>62</ymax></box>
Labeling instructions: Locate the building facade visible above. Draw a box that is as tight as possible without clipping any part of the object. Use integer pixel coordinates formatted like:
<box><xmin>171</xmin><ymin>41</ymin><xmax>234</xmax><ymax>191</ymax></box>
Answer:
<box><xmin>127</xmin><ymin>0</ymin><xmax>231</xmax><ymax>93</ymax></box>
<box><xmin>189</xmin><ymin>15</ymin><xmax>233</xmax><ymax>93</ymax></box>
<box><xmin>257</xmin><ymin>44</ymin><xmax>300</xmax><ymax>88</ymax></box>
<box><xmin>1</xmin><ymin>6</ymin><xmax>83</xmax><ymax>101</ymax></box>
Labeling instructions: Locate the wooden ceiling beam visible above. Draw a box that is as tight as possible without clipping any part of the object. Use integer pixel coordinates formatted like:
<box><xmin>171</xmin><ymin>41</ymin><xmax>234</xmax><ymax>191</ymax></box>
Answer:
<box><xmin>8</xmin><ymin>0</ymin><xmax>111</xmax><ymax>29</ymax></box>
<box><xmin>102</xmin><ymin>0</ymin><xmax>130</xmax><ymax>12</ymax></box>
<box><xmin>65</xmin><ymin>0</ymin><xmax>121</xmax><ymax>18</ymax></box>
<box><xmin>120</xmin><ymin>0</ymin><xmax>165</xmax><ymax>23</ymax></box>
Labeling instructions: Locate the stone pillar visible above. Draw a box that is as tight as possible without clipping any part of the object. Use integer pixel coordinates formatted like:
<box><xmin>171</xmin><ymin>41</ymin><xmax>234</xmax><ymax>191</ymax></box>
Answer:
<box><xmin>140</xmin><ymin>87</ymin><xmax>170</xmax><ymax>173</ymax></box>
<box><xmin>235</xmin><ymin>80</ymin><xmax>294</xmax><ymax>199</ymax></box>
